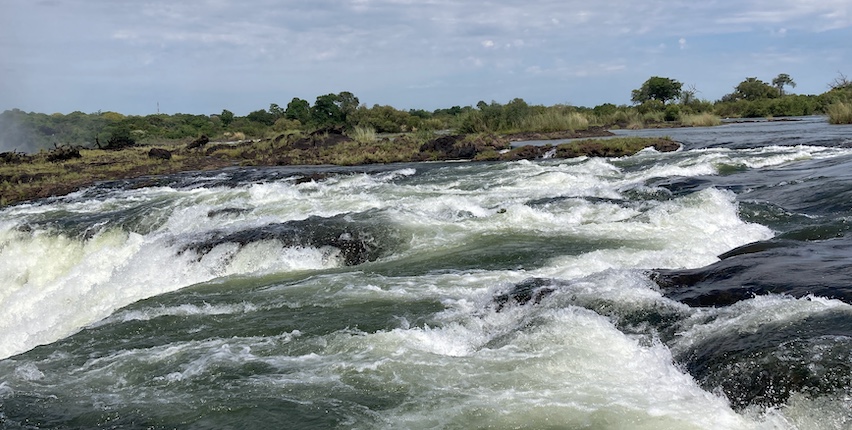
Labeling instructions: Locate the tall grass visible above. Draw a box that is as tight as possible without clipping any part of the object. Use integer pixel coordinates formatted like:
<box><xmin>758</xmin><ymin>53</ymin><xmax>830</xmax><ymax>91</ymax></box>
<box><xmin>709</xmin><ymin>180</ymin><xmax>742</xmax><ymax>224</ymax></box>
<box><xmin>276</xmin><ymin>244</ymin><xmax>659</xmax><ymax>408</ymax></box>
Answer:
<box><xmin>680</xmin><ymin>113</ymin><xmax>722</xmax><ymax>127</ymax></box>
<box><xmin>826</xmin><ymin>102</ymin><xmax>852</xmax><ymax>124</ymax></box>
<box><xmin>517</xmin><ymin>111</ymin><xmax>589</xmax><ymax>133</ymax></box>
<box><xmin>351</xmin><ymin>126</ymin><xmax>378</xmax><ymax>144</ymax></box>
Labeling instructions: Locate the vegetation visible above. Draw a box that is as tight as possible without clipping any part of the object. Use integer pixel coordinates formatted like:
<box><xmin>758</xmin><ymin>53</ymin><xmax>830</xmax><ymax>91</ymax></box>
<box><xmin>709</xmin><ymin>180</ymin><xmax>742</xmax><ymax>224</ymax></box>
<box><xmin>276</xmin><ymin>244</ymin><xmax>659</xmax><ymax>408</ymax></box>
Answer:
<box><xmin>0</xmin><ymin>131</ymin><xmax>679</xmax><ymax>206</ymax></box>
<box><xmin>3</xmin><ymin>71</ymin><xmax>850</xmax><ymax>206</ymax></box>
<box><xmin>772</xmin><ymin>73</ymin><xmax>796</xmax><ymax>96</ymax></box>
<box><xmin>680</xmin><ymin>112</ymin><xmax>722</xmax><ymax>127</ymax></box>
<box><xmin>631</xmin><ymin>77</ymin><xmax>683</xmax><ymax>104</ymax></box>
<box><xmin>826</xmin><ymin>102</ymin><xmax>852</xmax><ymax>124</ymax></box>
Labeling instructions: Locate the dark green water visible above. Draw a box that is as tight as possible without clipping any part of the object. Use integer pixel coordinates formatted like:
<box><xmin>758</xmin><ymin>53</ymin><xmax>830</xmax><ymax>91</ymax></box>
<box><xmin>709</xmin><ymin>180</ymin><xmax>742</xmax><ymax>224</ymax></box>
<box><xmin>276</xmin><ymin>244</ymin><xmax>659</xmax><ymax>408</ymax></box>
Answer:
<box><xmin>1</xmin><ymin>117</ymin><xmax>851</xmax><ymax>428</ymax></box>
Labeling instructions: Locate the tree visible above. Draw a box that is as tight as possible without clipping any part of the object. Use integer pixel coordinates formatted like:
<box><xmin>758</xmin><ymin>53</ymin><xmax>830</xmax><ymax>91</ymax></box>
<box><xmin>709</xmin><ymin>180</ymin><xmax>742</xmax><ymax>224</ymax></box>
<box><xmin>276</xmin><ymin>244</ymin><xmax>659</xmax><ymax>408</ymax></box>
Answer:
<box><xmin>721</xmin><ymin>77</ymin><xmax>778</xmax><ymax>102</ymax></box>
<box><xmin>309</xmin><ymin>92</ymin><xmax>360</xmax><ymax>128</ymax></box>
<box><xmin>220</xmin><ymin>109</ymin><xmax>235</xmax><ymax>127</ymax></box>
<box><xmin>680</xmin><ymin>84</ymin><xmax>698</xmax><ymax>106</ymax></box>
<box><xmin>285</xmin><ymin>98</ymin><xmax>311</xmax><ymax>124</ymax></box>
<box><xmin>246</xmin><ymin>109</ymin><xmax>275</xmax><ymax>126</ymax></box>
<box><xmin>829</xmin><ymin>71</ymin><xmax>851</xmax><ymax>90</ymax></box>
<box><xmin>336</xmin><ymin>91</ymin><xmax>360</xmax><ymax>121</ymax></box>
<box><xmin>269</xmin><ymin>103</ymin><xmax>285</xmax><ymax>119</ymax></box>
<box><xmin>311</xmin><ymin>94</ymin><xmax>345</xmax><ymax>128</ymax></box>
<box><xmin>772</xmin><ymin>73</ymin><xmax>796</xmax><ymax>96</ymax></box>
<box><xmin>631</xmin><ymin>76</ymin><xmax>683</xmax><ymax>104</ymax></box>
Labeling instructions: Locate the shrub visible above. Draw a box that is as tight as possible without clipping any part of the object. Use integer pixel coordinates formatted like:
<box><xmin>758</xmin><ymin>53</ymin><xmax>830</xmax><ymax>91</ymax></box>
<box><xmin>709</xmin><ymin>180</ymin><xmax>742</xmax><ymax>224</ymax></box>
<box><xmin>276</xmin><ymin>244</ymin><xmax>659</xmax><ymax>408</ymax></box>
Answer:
<box><xmin>680</xmin><ymin>113</ymin><xmax>722</xmax><ymax>127</ymax></box>
<box><xmin>351</xmin><ymin>126</ymin><xmax>378</xmax><ymax>144</ymax></box>
<box><xmin>664</xmin><ymin>105</ymin><xmax>681</xmax><ymax>121</ymax></box>
<box><xmin>637</xmin><ymin>100</ymin><xmax>665</xmax><ymax>114</ymax></box>
<box><xmin>827</xmin><ymin>102</ymin><xmax>852</xmax><ymax>124</ymax></box>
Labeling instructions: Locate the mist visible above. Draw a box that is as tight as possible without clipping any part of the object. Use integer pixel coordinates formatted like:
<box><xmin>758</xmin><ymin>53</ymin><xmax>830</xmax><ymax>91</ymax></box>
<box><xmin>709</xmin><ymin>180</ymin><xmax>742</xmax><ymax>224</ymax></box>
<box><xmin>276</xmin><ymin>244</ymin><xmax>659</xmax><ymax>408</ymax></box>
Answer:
<box><xmin>0</xmin><ymin>110</ymin><xmax>40</xmax><ymax>154</ymax></box>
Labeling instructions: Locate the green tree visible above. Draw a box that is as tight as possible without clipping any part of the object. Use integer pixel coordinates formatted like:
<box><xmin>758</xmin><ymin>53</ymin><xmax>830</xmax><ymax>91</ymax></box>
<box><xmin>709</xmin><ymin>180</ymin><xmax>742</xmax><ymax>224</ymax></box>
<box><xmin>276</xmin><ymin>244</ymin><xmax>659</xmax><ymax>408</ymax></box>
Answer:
<box><xmin>336</xmin><ymin>91</ymin><xmax>360</xmax><ymax>122</ymax></box>
<box><xmin>269</xmin><ymin>103</ymin><xmax>285</xmax><ymax>119</ymax></box>
<box><xmin>772</xmin><ymin>74</ymin><xmax>796</xmax><ymax>96</ymax></box>
<box><xmin>631</xmin><ymin>76</ymin><xmax>683</xmax><ymax>104</ymax></box>
<box><xmin>285</xmin><ymin>98</ymin><xmax>311</xmax><ymax>125</ymax></box>
<box><xmin>310</xmin><ymin>92</ymin><xmax>360</xmax><ymax>128</ymax></box>
<box><xmin>220</xmin><ymin>109</ymin><xmax>235</xmax><ymax>127</ymax></box>
<box><xmin>311</xmin><ymin>94</ymin><xmax>345</xmax><ymax>128</ymax></box>
<box><xmin>246</xmin><ymin>109</ymin><xmax>275</xmax><ymax>126</ymax></box>
<box><xmin>727</xmin><ymin>77</ymin><xmax>777</xmax><ymax>101</ymax></box>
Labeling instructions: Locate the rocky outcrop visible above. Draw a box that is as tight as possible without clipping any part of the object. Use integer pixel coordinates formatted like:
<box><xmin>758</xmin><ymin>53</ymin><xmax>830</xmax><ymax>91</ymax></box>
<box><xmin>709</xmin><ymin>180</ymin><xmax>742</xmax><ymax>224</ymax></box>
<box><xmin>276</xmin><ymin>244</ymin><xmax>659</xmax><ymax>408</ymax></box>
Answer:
<box><xmin>46</xmin><ymin>145</ymin><xmax>82</xmax><ymax>162</ymax></box>
<box><xmin>187</xmin><ymin>135</ymin><xmax>210</xmax><ymax>150</ymax></box>
<box><xmin>290</xmin><ymin>128</ymin><xmax>352</xmax><ymax>150</ymax></box>
<box><xmin>420</xmin><ymin>134</ymin><xmax>510</xmax><ymax>161</ymax></box>
<box><xmin>492</xmin><ymin>278</ymin><xmax>556</xmax><ymax>312</ymax></box>
<box><xmin>148</xmin><ymin>148</ymin><xmax>172</xmax><ymax>160</ymax></box>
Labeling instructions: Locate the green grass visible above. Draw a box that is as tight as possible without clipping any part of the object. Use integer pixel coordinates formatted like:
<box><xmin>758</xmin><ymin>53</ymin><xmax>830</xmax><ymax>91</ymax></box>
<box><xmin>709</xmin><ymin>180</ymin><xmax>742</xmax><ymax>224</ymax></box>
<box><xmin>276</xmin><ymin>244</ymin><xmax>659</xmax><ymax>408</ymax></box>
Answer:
<box><xmin>827</xmin><ymin>102</ymin><xmax>852</xmax><ymax>124</ymax></box>
<box><xmin>680</xmin><ymin>113</ymin><xmax>722</xmax><ymax>127</ymax></box>
<box><xmin>517</xmin><ymin>111</ymin><xmax>590</xmax><ymax>133</ymax></box>
<box><xmin>350</xmin><ymin>126</ymin><xmax>378</xmax><ymax>144</ymax></box>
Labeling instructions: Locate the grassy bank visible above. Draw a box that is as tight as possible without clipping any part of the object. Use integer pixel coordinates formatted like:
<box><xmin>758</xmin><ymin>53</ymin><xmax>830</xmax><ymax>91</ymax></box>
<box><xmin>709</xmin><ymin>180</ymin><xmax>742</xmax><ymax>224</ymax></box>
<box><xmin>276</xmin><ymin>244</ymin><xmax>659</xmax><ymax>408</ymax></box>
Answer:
<box><xmin>1</xmin><ymin>133</ymin><xmax>678</xmax><ymax>207</ymax></box>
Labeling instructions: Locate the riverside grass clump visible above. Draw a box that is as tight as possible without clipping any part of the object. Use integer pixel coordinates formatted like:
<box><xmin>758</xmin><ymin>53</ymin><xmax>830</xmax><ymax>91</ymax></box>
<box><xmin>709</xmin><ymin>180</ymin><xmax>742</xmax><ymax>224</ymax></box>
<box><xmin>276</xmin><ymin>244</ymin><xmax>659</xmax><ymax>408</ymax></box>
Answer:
<box><xmin>350</xmin><ymin>126</ymin><xmax>378</xmax><ymax>144</ymax></box>
<box><xmin>516</xmin><ymin>111</ymin><xmax>590</xmax><ymax>133</ymax></box>
<box><xmin>680</xmin><ymin>112</ymin><xmax>723</xmax><ymax>127</ymax></box>
<box><xmin>826</xmin><ymin>102</ymin><xmax>852</xmax><ymax>124</ymax></box>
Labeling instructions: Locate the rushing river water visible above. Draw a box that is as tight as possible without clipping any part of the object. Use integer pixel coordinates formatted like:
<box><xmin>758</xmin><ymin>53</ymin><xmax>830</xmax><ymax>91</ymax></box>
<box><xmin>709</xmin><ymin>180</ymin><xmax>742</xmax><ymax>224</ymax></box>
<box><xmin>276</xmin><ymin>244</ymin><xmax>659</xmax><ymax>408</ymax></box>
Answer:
<box><xmin>1</xmin><ymin>117</ymin><xmax>851</xmax><ymax>429</ymax></box>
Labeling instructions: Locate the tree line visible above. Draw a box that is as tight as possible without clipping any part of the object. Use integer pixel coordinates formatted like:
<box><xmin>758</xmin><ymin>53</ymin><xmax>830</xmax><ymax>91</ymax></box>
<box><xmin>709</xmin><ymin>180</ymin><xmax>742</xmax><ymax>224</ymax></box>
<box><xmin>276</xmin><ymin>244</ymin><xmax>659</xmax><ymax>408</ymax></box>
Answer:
<box><xmin>2</xmin><ymin>73</ymin><xmax>851</xmax><ymax>154</ymax></box>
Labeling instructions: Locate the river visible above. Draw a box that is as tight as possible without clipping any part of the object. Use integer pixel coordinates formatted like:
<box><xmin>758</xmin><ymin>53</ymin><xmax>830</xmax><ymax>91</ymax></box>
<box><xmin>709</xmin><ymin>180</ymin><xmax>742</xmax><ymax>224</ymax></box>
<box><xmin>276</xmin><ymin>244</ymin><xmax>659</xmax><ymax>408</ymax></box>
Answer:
<box><xmin>0</xmin><ymin>117</ymin><xmax>850</xmax><ymax>428</ymax></box>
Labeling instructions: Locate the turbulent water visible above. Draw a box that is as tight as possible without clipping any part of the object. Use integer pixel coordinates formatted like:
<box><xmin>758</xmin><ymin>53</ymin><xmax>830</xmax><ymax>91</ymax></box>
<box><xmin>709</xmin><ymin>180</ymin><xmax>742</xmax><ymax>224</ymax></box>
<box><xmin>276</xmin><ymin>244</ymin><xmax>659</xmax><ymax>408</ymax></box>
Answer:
<box><xmin>1</xmin><ymin>116</ymin><xmax>851</xmax><ymax>429</ymax></box>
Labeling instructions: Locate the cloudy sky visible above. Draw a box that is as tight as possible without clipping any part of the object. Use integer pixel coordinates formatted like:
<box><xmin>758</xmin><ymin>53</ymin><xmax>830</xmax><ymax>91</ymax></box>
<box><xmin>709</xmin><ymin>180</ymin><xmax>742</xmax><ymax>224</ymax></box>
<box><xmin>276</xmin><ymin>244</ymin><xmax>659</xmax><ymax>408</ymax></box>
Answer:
<box><xmin>2</xmin><ymin>0</ymin><xmax>850</xmax><ymax>115</ymax></box>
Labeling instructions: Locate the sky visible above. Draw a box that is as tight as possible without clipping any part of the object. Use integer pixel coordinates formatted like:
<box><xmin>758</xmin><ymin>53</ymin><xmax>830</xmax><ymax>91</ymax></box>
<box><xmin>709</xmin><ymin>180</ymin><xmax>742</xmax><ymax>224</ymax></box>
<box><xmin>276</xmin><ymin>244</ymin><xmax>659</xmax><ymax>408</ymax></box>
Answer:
<box><xmin>1</xmin><ymin>0</ymin><xmax>850</xmax><ymax>115</ymax></box>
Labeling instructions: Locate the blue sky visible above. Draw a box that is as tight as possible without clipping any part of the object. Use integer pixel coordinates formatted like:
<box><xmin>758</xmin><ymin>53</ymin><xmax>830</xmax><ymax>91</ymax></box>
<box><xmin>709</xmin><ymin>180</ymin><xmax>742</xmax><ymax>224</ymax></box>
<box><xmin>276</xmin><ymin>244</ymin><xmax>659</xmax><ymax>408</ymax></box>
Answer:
<box><xmin>2</xmin><ymin>0</ymin><xmax>850</xmax><ymax>115</ymax></box>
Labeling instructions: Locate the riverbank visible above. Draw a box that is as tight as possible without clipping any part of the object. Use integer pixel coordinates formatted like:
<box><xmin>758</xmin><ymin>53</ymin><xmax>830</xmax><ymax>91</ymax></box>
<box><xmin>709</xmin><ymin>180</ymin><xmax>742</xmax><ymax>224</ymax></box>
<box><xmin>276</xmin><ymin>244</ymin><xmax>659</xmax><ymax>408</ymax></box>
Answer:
<box><xmin>0</xmin><ymin>130</ymin><xmax>677</xmax><ymax>207</ymax></box>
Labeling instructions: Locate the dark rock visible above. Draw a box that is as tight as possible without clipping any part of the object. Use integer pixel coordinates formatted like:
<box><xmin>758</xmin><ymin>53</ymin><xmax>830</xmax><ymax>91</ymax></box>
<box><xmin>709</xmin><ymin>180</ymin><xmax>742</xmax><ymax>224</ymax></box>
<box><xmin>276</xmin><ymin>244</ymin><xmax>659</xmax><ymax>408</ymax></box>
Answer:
<box><xmin>499</xmin><ymin>145</ymin><xmax>552</xmax><ymax>161</ymax></box>
<box><xmin>674</xmin><ymin>310</ymin><xmax>852</xmax><ymax>410</ymax></box>
<box><xmin>294</xmin><ymin>173</ymin><xmax>328</xmax><ymax>184</ymax></box>
<box><xmin>207</xmin><ymin>207</ymin><xmax>248</xmax><ymax>218</ymax></box>
<box><xmin>147</xmin><ymin>148</ymin><xmax>172</xmax><ymax>160</ymax></box>
<box><xmin>421</xmin><ymin>134</ymin><xmax>509</xmax><ymax>160</ymax></box>
<box><xmin>187</xmin><ymin>135</ymin><xmax>210</xmax><ymax>150</ymax></box>
<box><xmin>492</xmin><ymin>278</ymin><xmax>556</xmax><ymax>312</ymax></box>
<box><xmin>650</xmin><ymin>238</ymin><xmax>852</xmax><ymax>307</ymax></box>
<box><xmin>180</xmin><ymin>212</ymin><xmax>401</xmax><ymax>267</ymax></box>
<box><xmin>0</xmin><ymin>151</ymin><xmax>29</xmax><ymax>164</ymax></box>
<box><xmin>290</xmin><ymin>128</ymin><xmax>352</xmax><ymax>150</ymax></box>
<box><xmin>46</xmin><ymin>145</ymin><xmax>81</xmax><ymax>162</ymax></box>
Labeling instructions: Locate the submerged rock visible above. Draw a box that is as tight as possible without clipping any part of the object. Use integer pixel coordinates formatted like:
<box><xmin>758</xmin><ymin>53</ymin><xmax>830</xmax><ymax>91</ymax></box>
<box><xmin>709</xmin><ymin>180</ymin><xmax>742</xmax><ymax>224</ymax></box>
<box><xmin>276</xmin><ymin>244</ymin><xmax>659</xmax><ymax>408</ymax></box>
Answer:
<box><xmin>673</xmin><ymin>310</ymin><xmax>852</xmax><ymax>410</ymax></box>
<box><xmin>180</xmin><ymin>212</ymin><xmax>400</xmax><ymax>266</ymax></box>
<box><xmin>492</xmin><ymin>278</ymin><xmax>556</xmax><ymax>312</ymax></box>
<box><xmin>650</xmin><ymin>237</ymin><xmax>852</xmax><ymax>307</ymax></box>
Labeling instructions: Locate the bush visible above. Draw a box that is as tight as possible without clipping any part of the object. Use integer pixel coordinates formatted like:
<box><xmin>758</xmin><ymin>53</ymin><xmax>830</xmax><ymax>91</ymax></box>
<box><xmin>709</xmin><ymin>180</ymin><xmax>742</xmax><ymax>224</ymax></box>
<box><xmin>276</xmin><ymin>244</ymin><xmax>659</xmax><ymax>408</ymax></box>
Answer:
<box><xmin>350</xmin><ymin>126</ymin><xmax>378</xmax><ymax>144</ymax></box>
<box><xmin>664</xmin><ymin>105</ymin><xmax>681</xmax><ymax>121</ymax></box>
<box><xmin>680</xmin><ymin>113</ymin><xmax>722</xmax><ymax>127</ymax></box>
<box><xmin>827</xmin><ymin>102</ymin><xmax>852</xmax><ymax>124</ymax></box>
<box><xmin>637</xmin><ymin>100</ymin><xmax>665</xmax><ymax>114</ymax></box>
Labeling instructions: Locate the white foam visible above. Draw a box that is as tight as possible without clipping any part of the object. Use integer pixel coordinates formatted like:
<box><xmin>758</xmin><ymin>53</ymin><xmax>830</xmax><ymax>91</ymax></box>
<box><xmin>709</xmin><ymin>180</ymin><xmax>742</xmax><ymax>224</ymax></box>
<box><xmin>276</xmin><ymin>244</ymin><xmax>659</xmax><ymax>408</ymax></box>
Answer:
<box><xmin>0</xmin><ymin>226</ymin><xmax>343</xmax><ymax>360</ymax></box>
<box><xmin>331</xmin><ymin>305</ymin><xmax>753</xmax><ymax>429</ymax></box>
<box><xmin>671</xmin><ymin>294</ymin><xmax>852</xmax><ymax>357</ymax></box>
<box><xmin>538</xmin><ymin>188</ymin><xmax>773</xmax><ymax>278</ymax></box>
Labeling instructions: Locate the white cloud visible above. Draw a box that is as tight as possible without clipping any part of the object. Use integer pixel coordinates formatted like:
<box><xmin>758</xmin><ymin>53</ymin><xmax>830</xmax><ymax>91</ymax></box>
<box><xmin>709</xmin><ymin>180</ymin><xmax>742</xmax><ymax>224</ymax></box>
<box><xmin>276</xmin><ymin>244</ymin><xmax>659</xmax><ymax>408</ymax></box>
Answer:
<box><xmin>2</xmin><ymin>0</ymin><xmax>851</xmax><ymax>114</ymax></box>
